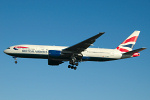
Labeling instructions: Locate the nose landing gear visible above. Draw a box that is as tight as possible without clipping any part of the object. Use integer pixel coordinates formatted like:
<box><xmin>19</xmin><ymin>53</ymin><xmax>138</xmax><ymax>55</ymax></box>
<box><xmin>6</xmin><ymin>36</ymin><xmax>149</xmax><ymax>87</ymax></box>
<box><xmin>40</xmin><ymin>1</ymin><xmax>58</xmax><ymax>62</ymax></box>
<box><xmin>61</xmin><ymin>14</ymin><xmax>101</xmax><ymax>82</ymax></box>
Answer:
<box><xmin>13</xmin><ymin>57</ymin><xmax>17</xmax><ymax>64</ymax></box>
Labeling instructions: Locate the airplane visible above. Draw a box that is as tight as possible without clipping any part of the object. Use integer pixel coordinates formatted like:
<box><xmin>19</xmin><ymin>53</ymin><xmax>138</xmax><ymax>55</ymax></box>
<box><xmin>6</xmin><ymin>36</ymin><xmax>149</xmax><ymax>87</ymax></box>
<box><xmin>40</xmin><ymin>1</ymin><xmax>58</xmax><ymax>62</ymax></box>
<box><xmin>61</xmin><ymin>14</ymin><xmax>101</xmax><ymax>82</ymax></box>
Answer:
<box><xmin>4</xmin><ymin>30</ymin><xmax>146</xmax><ymax>70</ymax></box>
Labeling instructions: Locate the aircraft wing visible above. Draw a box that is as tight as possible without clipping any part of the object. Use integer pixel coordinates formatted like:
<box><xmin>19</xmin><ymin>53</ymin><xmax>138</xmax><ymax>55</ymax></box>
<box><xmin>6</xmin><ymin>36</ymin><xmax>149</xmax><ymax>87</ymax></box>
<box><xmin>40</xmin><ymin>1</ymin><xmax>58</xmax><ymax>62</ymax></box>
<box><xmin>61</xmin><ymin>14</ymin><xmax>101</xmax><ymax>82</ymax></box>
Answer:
<box><xmin>62</xmin><ymin>32</ymin><xmax>105</xmax><ymax>54</ymax></box>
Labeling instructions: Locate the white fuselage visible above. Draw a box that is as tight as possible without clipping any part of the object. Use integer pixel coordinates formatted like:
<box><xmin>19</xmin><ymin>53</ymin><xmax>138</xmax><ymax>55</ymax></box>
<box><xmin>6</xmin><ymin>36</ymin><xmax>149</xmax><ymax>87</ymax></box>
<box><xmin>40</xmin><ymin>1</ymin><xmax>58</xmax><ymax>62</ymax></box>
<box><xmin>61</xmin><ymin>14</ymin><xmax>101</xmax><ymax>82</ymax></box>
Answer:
<box><xmin>4</xmin><ymin>44</ymin><xmax>122</xmax><ymax>62</ymax></box>
<box><xmin>3</xmin><ymin>31</ymin><xmax>145</xmax><ymax>69</ymax></box>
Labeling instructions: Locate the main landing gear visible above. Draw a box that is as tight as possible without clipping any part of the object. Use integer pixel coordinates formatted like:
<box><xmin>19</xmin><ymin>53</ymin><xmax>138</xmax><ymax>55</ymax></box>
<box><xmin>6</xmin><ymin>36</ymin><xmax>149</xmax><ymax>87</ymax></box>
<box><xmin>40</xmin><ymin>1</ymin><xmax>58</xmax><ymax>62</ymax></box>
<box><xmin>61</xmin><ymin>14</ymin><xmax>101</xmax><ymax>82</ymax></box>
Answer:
<box><xmin>68</xmin><ymin>63</ymin><xmax>78</xmax><ymax>70</ymax></box>
<box><xmin>13</xmin><ymin>57</ymin><xmax>17</xmax><ymax>64</ymax></box>
<box><xmin>68</xmin><ymin>57</ymin><xmax>79</xmax><ymax>70</ymax></box>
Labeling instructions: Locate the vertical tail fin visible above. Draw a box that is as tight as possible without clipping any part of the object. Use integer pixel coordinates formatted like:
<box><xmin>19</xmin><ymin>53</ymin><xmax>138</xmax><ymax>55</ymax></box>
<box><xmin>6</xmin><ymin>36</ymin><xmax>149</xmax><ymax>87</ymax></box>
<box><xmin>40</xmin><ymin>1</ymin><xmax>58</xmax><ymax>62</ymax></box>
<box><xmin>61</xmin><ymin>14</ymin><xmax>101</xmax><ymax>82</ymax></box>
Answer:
<box><xmin>116</xmin><ymin>31</ymin><xmax>140</xmax><ymax>52</ymax></box>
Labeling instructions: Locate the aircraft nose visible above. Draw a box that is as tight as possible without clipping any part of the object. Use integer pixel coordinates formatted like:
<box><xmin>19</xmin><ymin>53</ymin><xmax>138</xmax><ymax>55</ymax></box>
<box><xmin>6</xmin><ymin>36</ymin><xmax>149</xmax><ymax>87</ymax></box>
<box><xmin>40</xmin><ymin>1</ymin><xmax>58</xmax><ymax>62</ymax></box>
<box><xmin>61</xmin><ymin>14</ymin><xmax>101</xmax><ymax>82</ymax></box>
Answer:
<box><xmin>4</xmin><ymin>49</ymin><xmax>7</xmax><ymax>54</ymax></box>
<box><xmin>4</xmin><ymin>49</ymin><xmax>9</xmax><ymax>54</ymax></box>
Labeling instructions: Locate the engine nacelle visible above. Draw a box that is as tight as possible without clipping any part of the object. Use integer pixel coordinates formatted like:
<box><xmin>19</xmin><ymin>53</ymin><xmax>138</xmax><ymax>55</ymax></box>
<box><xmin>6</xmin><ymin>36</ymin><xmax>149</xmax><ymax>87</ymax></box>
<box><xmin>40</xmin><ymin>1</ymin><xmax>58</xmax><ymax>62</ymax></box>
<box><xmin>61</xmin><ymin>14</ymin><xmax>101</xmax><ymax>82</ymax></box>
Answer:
<box><xmin>48</xmin><ymin>50</ymin><xmax>61</xmax><ymax>58</ymax></box>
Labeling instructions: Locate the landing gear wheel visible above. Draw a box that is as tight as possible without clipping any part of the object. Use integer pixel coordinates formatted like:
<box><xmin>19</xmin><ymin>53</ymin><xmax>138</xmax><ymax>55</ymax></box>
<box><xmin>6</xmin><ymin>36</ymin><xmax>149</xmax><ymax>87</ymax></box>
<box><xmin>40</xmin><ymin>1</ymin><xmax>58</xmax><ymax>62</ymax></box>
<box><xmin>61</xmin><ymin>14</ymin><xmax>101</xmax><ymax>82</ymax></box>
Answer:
<box><xmin>74</xmin><ymin>67</ymin><xmax>77</xmax><ymax>70</ymax></box>
<box><xmin>15</xmin><ymin>61</ymin><xmax>17</xmax><ymax>64</ymax></box>
<box><xmin>75</xmin><ymin>63</ymin><xmax>78</xmax><ymax>66</ymax></box>
<box><xmin>13</xmin><ymin>57</ymin><xmax>18</xmax><ymax>64</ymax></box>
<box><xmin>71</xmin><ymin>66</ymin><xmax>74</xmax><ymax>69</ymax></box>
<box><xmin>68</xmin><ymin>65</ymin><xmax>71</xmax><ymax>68</ymax></box>
<box><xmin>68</xmin><ymin>56</ymin><xmax>79</xmax><ymax>70</ymax></box>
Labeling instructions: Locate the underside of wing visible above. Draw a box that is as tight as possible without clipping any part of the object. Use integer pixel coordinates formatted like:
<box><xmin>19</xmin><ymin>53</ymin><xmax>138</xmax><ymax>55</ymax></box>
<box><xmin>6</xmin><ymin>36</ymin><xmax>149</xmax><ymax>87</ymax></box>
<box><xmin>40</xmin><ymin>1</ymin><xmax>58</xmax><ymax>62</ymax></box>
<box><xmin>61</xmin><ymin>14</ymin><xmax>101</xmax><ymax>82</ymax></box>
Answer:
<box><xmin>62</xmin><ymin>32</ymin><xmax>105</xmax><ymax>54</ymax></box>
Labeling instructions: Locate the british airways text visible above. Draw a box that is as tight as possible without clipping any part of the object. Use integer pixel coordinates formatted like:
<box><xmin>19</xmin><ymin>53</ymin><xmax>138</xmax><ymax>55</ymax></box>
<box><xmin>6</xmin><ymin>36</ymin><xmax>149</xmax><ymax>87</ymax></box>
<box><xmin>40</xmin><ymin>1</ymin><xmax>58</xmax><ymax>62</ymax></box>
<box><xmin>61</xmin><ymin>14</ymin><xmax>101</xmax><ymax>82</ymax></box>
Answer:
<box><xmin>22</xmin><ymin>50</ymin><xmax>48</xmax><ymax>53</ymax></box>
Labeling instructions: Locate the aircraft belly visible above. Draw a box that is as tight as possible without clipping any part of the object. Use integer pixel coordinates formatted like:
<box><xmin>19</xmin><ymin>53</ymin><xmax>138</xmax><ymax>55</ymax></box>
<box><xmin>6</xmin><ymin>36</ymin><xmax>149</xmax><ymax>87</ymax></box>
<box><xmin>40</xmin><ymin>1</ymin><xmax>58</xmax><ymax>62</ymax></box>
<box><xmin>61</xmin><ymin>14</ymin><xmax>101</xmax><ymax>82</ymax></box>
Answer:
<box><xmin>82</xmin><ymin>52</ymin><xmax>121</xmax><ymax>61</ymax></box>
<box><xmin>7</xmin><ymin>52</ymin><xmax>48</xmax><ymax>59</ymax></box>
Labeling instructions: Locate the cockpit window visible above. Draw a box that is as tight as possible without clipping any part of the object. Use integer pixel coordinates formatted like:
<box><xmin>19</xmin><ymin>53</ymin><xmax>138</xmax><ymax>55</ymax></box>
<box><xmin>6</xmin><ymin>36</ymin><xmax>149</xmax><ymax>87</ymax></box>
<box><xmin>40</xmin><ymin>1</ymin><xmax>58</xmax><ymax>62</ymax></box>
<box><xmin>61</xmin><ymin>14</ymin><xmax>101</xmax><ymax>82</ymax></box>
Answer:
<box><xmin>7</xmin><ymin>47</ymin><xmax>10</xmax><ymax>49</ymax></box>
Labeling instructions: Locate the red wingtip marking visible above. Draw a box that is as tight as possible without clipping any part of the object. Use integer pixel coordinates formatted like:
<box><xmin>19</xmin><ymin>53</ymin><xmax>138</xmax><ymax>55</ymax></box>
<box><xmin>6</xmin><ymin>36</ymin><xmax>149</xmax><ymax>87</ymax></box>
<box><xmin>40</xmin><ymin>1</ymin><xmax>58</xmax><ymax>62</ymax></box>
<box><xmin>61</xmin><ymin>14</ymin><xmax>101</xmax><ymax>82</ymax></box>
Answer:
<box><xmin>132</xmin><ymin>53</ymin><xmax>140</xmax><ymax>57</ymax></box>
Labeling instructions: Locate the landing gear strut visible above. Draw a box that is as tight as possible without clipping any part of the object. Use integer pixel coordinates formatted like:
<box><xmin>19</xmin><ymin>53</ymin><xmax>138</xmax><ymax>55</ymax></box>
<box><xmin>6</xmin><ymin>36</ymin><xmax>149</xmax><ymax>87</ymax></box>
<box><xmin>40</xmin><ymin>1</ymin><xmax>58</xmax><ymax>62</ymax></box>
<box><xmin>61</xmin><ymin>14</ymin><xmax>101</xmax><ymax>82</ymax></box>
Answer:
<box><xmin>13</xmin><ymin>57</ymin><xmax>17</xmax><ymax>64</ymax></box>
<box><xmin>68</xmin><ymin>57</ymin><xmax>79</xmax><ymax>70</ymax></box>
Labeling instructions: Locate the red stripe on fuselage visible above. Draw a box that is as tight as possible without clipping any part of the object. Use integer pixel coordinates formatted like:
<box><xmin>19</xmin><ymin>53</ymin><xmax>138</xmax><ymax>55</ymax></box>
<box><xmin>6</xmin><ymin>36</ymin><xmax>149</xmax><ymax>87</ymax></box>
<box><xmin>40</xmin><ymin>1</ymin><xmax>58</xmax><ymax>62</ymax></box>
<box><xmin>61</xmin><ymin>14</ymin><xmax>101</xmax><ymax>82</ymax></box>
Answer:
<box><xmin>122</xmin><ymin>36</ymin><xmax>138</xmax><ymax>44</ymax></box>
<box><xmin>16</xmin><ymin>46</ymin><xmax>28</xmax><ymax>48</ymax></box>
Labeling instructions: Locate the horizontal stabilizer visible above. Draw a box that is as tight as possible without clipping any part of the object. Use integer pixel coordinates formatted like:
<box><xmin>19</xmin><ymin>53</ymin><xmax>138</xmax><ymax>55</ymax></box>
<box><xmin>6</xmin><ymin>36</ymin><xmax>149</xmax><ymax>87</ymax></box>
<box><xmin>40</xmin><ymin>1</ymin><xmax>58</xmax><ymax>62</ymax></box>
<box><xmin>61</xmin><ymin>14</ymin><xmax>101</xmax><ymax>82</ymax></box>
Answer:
<box><xmin>123</xmin><ymin>47</ymin><xmax>146</xmax><ymax>55</ymax></box>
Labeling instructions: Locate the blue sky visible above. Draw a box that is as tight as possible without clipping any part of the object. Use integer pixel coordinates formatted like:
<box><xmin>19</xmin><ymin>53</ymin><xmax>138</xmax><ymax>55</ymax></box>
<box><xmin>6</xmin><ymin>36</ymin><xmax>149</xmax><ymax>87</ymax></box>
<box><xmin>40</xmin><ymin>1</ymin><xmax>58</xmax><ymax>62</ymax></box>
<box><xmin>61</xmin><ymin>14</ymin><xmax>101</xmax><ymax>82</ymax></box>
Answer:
<box><xmin>0</xmin><ymin>0</ymin><xmax>150</xmax><ymax>100</ymax></box>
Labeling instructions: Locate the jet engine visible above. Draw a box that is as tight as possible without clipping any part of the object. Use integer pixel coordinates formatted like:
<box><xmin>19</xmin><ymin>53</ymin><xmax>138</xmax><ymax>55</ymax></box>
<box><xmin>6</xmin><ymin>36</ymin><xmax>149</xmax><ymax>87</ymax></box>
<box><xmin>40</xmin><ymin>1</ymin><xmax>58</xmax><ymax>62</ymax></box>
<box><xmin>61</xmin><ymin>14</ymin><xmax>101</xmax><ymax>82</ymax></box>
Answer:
<box><xmin>48</xmin><ymin>50</ymin><xmax>62</xmax><ymax>58</ymax></box>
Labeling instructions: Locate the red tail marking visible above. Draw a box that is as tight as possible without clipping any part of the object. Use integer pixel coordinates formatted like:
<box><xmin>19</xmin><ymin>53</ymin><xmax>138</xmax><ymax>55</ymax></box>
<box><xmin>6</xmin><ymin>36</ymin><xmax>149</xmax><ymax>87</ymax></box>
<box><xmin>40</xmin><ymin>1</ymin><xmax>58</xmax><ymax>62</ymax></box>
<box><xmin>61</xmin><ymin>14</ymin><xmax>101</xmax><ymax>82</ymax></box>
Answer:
<box><xmin>122</xmin><ymin>36</ymin><xmax>138</xmax><ymax>44</ymax></box>
<box><xmin>117</xmin><ymin>47</ymin><xmax>129</xmax><ymax>52</ymax></box>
